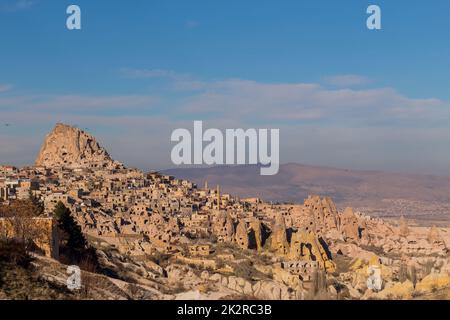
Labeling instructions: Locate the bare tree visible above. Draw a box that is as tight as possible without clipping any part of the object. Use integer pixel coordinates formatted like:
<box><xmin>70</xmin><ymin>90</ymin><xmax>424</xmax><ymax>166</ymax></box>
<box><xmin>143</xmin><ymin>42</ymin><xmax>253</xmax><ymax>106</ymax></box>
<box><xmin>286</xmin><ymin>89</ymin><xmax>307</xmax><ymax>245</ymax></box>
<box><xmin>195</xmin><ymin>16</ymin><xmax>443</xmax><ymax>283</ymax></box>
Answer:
<box><xmin>409</xmin><ymin>265</ymin><xmax>417</xmax><ymax>288</ymax></box>
<box><xmin>0</xmin><ymin>199</ymin><xmax>46</xmax><ymax>252</ymax></box>
<box><xmin>399</xmin><ymin>263</ymin><xmax>408</xmax><ymax>282</ymax></box>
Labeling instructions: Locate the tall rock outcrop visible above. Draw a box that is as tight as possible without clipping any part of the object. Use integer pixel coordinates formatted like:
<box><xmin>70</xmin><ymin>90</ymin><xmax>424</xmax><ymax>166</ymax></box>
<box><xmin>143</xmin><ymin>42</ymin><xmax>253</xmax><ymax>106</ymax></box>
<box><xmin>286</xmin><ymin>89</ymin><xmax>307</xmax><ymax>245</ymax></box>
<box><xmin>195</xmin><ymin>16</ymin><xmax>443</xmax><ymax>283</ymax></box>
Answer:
<box><xmin>289</xmin><ymin>228</ymin><xmax>336</xmax><ymax>273</ymax></box>
<box><xmin>303</xmin><ymin>195</ymin><xmax>339</xmax><ymax>235</ymax></box>
<box><xmin>248</xmin><ymin>217</ymin><xmax>264</xmax><ymax>251</ymax></box>
<box><xmin>213</xmin><ymin>211</ymin><xmax>235</xmax><ymax>243</ymax></box>
<box><xmin>35</xmin><ymin>123</ymin><xmax>121</xmax><ymax>169</ymax></box>
<box><xmin>235</xmin><ymin>220</ymin><xmax>249</xmax><ymax>249</ymax></box>
<box><xmin>340</xmin><ymin>207</ymin><xmax>361</xmax><ymax>242</ymax></box>
<box><xmin>269</xmin><ymin>215</ymin><xmax>289</xmax><ymax>255</ymax></box>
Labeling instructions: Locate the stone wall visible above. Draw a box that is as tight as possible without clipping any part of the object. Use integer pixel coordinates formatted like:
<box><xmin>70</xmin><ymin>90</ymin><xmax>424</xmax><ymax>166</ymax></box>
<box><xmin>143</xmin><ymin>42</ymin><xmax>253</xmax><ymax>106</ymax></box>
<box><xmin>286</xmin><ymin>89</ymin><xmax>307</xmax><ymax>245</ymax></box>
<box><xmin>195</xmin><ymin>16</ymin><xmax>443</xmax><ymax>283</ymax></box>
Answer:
<box><xmin>0</xmin><ymin>217</ymin><xmax>59</xmax><ymax>259</ymax></box>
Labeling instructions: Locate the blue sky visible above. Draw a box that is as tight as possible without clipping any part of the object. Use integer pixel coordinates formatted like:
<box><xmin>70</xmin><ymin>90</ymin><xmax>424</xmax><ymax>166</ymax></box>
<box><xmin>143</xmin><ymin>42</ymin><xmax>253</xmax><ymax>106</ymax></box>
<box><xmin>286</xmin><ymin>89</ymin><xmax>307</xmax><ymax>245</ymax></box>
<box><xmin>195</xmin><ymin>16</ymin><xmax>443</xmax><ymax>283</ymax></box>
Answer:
<box><xmin>1</xmin><ymin>0</ymin><xmax>450</xmax><ymax>175</ymax></box>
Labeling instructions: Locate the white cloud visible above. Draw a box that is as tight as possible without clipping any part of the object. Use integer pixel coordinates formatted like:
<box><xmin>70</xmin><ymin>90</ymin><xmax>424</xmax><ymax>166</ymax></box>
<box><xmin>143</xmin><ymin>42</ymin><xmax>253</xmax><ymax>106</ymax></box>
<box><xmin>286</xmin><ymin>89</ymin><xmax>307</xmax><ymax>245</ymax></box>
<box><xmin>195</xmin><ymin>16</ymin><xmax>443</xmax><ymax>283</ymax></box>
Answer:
<box><xmin>117</xmin><ymin>71</ymin><xmax>448</xmax><ymax>125</ymax></box>
<box><xmin>174</xmin><ymin>79</ymin><xmax>448</xmax><ymax>126</ymax></box>
<box><xmin>0</xmin><ymin>84</ymin><xmax>13</xmax><ymax>92</ymax></box>
<box><xmin>3</xmin><ymin>76</ymin><xmax>446</xmax><ymax>128</ymax></box>
<box><xmin>33</xmin><ymin>95</ymin><xmax>159</xmax><ymax>111</ymax></box>
<box><xmin>0</xmin><ymin>94</ymin><xmax>159</xmax><ymax>113</ymax></box>
<box><xmin>0</xmin><ymin>0</ymin><xmax>36</xmax><ymax>12</ymax></box>
<box><xmin>119</xmin><ymin>68</ymin><xmax>208</xmax><ymax>91</ymax></box>
<box><xmin>2</xmin><ymin>74</ymin><xmax>450</xmax><ymax>174</ymax></box>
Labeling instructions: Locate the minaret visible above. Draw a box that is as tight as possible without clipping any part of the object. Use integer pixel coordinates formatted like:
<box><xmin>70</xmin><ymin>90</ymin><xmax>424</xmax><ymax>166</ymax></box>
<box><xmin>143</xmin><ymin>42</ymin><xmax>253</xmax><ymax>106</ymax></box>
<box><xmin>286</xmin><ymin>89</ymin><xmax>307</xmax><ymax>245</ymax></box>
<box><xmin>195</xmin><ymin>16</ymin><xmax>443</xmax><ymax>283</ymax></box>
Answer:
<box><xmin>216</xmin><ymin>185</ymin><xmax>221</xmax><ymax>209</ymax></box>
<box><xmin>1</xmin><ymin>187</ymin><xmax>9</xmax><ymax>201</ymax></box>
<box><xmin>204</xmin><ymin>180</ymin><xmax>208</xmax><ymax>191</ymax></box>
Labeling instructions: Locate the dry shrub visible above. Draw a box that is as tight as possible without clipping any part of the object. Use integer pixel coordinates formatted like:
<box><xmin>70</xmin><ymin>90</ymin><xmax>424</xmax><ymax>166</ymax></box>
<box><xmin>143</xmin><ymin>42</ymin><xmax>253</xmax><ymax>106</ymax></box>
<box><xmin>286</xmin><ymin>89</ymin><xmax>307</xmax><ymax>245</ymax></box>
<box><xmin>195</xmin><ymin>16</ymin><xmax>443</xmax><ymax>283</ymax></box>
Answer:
<box><xmin>0</xmin><ymin>239</ymin><xmax>32</xmax><ymax>267</ymax></box>
<box><xmin>0</xmin><ymin>199</ymin><xmax>46</xmax><ymax>253</ymax></box>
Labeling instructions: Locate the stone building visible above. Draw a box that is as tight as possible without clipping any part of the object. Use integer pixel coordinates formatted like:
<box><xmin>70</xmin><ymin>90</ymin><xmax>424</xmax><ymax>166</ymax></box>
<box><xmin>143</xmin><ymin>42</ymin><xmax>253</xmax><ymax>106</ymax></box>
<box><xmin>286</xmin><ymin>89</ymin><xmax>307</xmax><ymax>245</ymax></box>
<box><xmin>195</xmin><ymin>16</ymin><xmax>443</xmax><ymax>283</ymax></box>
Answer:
<box><xmin>189</xmin><ymin>244</ymin><xmax>213</xmax><ymax>257</ymax></box>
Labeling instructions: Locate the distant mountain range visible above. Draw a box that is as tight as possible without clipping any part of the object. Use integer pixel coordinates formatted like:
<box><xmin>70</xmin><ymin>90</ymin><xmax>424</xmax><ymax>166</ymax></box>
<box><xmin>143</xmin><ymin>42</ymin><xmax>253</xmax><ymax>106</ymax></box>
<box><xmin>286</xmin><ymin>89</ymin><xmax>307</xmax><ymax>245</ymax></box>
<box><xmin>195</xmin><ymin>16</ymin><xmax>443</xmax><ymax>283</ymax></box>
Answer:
<box><xmin>163</xmin><ymin>164</ymin><xmax>450</xmax><ymax>221</ymax></box>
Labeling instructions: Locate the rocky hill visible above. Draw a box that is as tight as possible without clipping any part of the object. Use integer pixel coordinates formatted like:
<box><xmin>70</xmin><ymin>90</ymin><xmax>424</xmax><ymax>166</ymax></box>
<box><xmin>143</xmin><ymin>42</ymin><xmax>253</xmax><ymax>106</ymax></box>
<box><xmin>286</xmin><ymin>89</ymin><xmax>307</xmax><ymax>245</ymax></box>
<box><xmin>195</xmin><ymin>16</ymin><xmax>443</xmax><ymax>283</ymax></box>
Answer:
<box><xmin>35</xmin><ymin>123</ymin><xmax>121</xmax><ymax>170</ymax></box>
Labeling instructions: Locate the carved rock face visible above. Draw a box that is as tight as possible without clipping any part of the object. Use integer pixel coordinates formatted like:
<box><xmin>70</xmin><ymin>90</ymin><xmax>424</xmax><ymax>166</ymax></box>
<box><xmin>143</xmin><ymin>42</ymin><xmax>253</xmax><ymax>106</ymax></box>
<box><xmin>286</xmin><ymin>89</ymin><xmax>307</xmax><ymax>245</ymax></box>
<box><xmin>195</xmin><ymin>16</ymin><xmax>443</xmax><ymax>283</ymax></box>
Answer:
<box><xmin>35</xmin><ymin>123</ymin><xmax>118</xmax><ymax>169</ymax></box>
<box><xmin>213</xmin><ymin>211</ymin><xmax>235</xmax><ymax>242</ymax></box>
<box><xmin>303</xmin><ymin>196</ymin><xmax>339</xmax><ymax>234</ymax></box>
<box><xmin>248</xmin><ymin>218</ymin><xmax>264</xmax><ymax>251</ymax></box>
<box><xmin>340</xmin><ymin>207</ymin><xmax>361</xmax><ymax>242</ymax></box>
<box><xmin>235</xmin><ymin>220</ymin><xmax>249</xmax><ymax>249</ymax></box>
<box><xmin>289</xmin><ymin>229</ymin><xmax>335</xmax><ymax>273</ymax></box>
<box><xmin>269</xmin><ymin>215</ymin><xmax>289</xmax><ymax>255</ymax></box>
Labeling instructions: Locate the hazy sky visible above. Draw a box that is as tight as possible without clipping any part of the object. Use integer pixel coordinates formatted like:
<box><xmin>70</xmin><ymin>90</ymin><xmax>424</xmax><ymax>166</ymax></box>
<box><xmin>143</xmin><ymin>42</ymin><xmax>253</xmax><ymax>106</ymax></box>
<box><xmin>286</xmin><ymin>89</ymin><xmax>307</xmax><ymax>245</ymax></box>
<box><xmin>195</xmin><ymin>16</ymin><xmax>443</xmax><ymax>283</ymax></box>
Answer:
<box><xmin>1</xmin><ymin>0</ymin><xmax>450</xmax><ymax>175</ymax></box>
